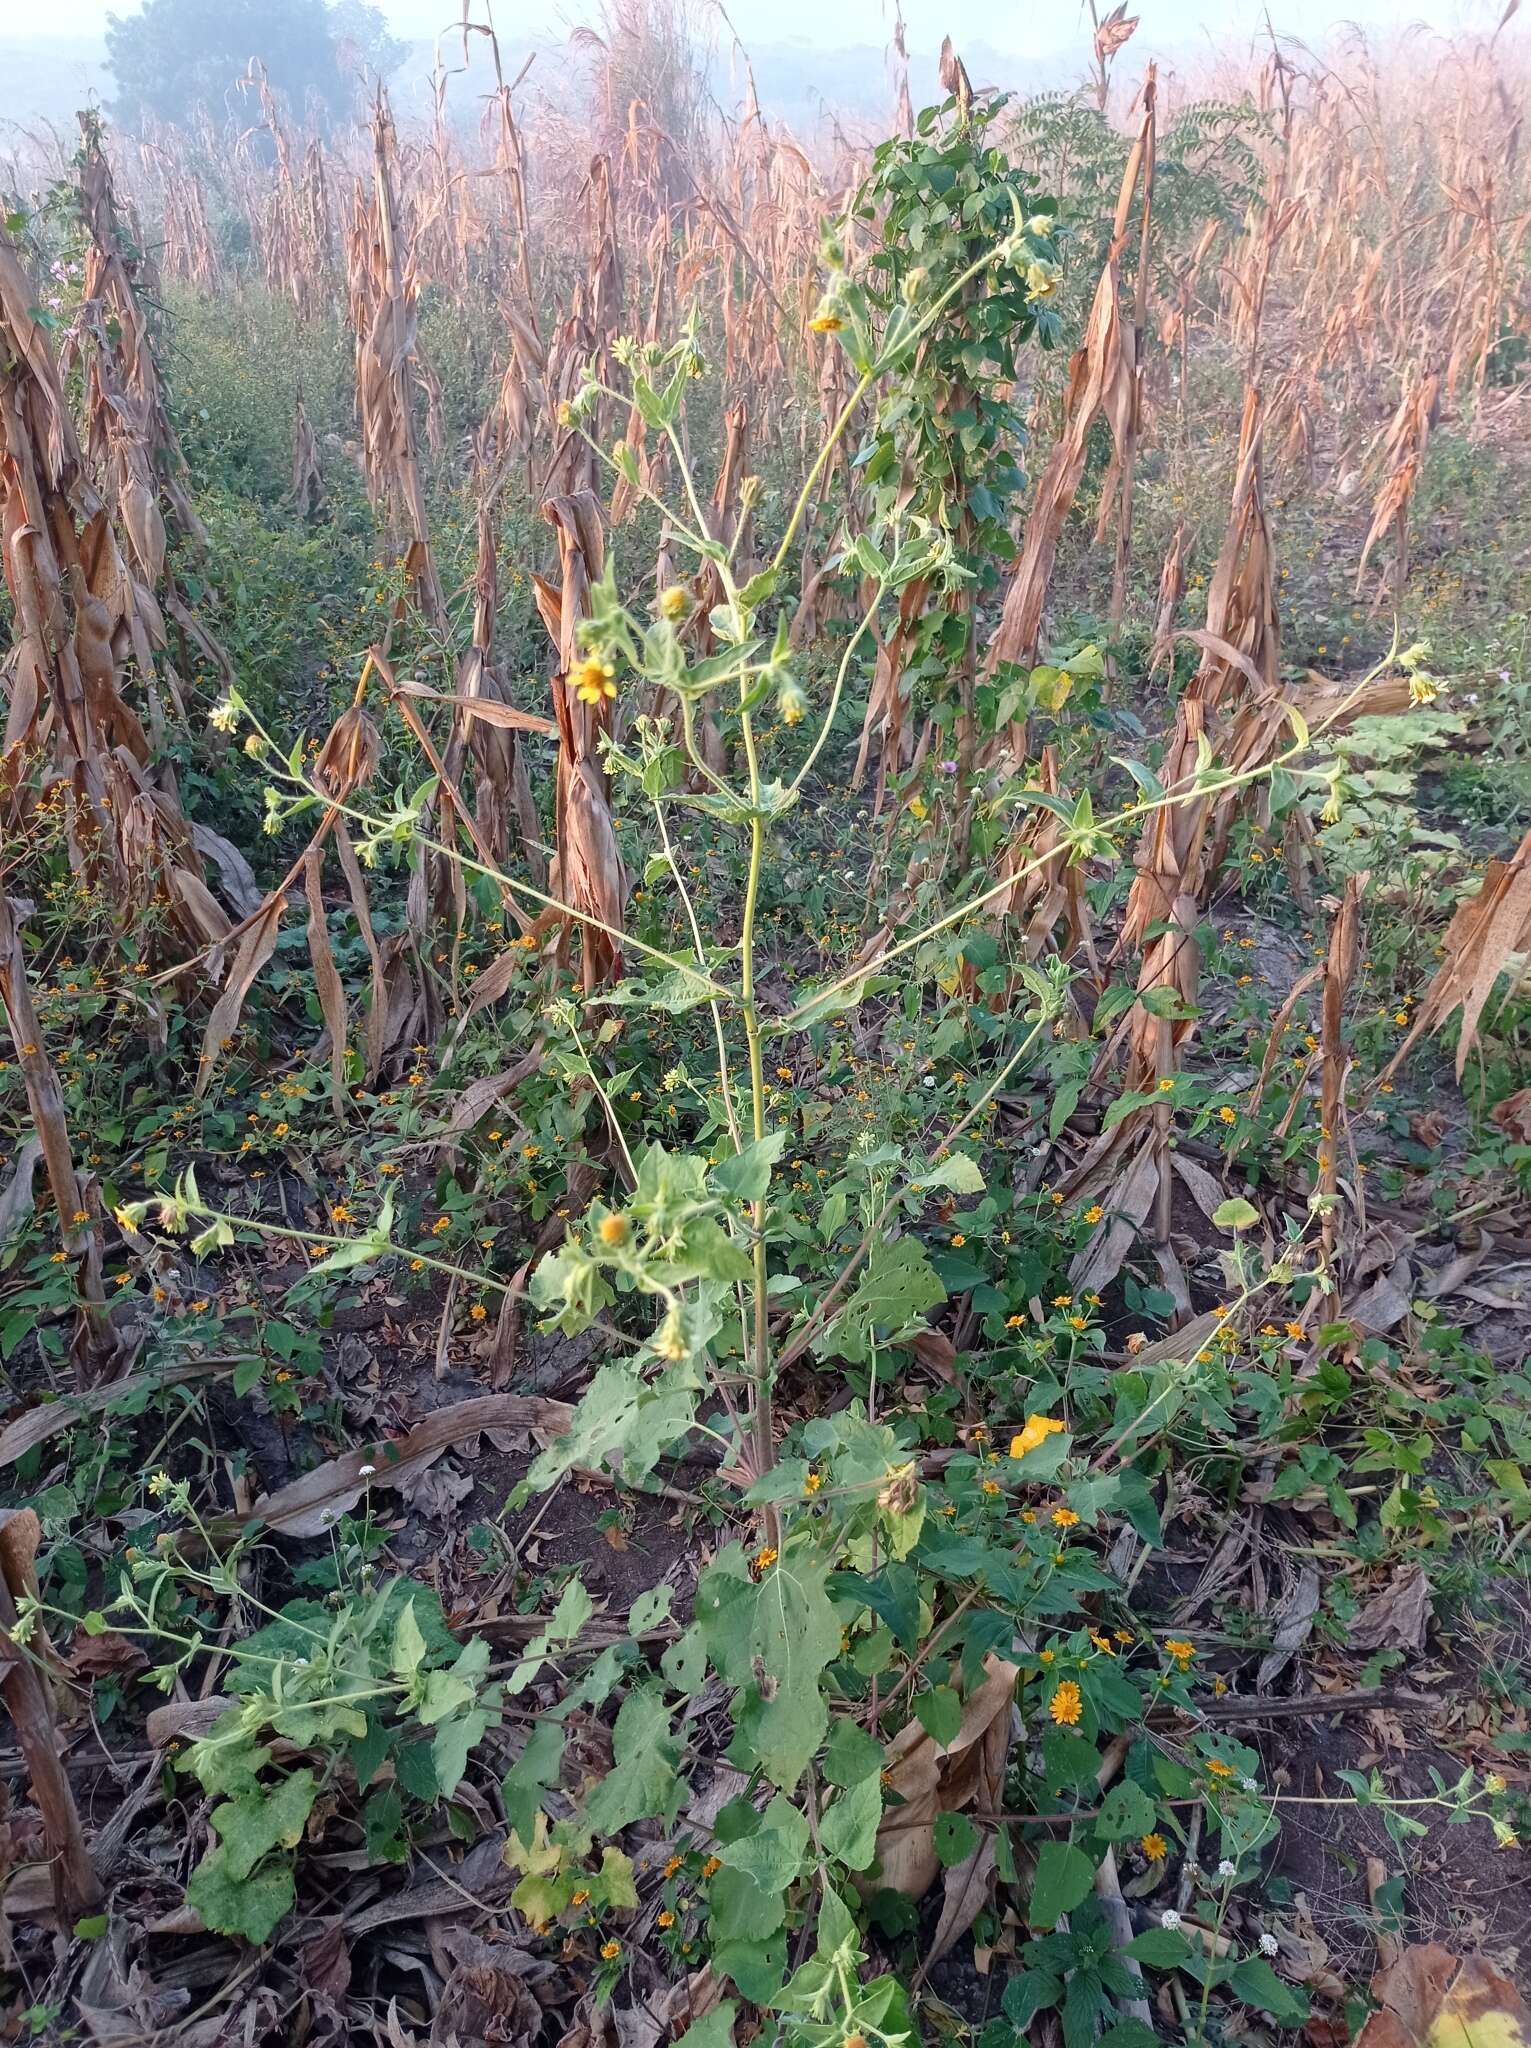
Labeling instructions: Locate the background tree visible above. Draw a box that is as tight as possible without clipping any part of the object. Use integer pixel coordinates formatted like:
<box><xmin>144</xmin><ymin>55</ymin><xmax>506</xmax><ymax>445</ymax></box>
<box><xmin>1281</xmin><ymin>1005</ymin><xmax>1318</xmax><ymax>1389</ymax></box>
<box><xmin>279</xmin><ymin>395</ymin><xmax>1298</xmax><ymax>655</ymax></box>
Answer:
<box><xmin>105</xmin><ymin>0</ymin><xmax>403</xmax><ymax>132</ymax></box>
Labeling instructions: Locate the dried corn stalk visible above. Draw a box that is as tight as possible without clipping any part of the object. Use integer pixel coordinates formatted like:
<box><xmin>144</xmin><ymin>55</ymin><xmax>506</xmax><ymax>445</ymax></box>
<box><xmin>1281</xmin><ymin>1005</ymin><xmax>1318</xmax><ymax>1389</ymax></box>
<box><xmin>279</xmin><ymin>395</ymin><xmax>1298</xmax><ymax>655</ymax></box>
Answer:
<box><xmin>1316</xmin><ymin>874</ymin><xmax>1366</xmax><ymax>1325</ymax></box>
<box><xmin>536</xmin><ymin>492</ymin><xmax>627</xmax><ymax>992</ymax></box>
<box><xmin>990</xmin><ymin>746</ymin><xmax>1095</xmax><ymax>966</ymax></box>
<box><xmin>1386</xmin><ymin>826</ymin><xmax>1531</xmax><ymax>1083</ymax></box>
<box><xmin>347</xmin><ymin>97</ymin><xmax>449</xmax><ymax>629</ymax></box>
<box><xmin>985</xmin><ymin>108</ymin><xmax>1150</xmax><ymax>679</ymax></box>
<box><xmin>72</xmin><ymin>114</ymin><xmax>236</xmax><ymax>709</ymax></box>
<box><xmin>1356</xmin><ymin>362</ymin><xmax>1439</xmax><ymax>598</ymax></box>
<box><xmin>0</xmin><ymin>892</ymin><xmax>119</xmax><ymax>1380</ymax></box>
<box><xmin>0</xmin><ymin>232</ymin><xmax>226</xmax><ymax>962</ymax></box>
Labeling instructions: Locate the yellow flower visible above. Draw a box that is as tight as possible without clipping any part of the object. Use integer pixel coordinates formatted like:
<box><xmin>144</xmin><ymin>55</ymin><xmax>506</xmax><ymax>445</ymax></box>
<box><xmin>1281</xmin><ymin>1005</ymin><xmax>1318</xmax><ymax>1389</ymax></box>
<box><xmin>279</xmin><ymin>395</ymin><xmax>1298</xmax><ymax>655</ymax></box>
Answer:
<box><xmin>808</xmin><ymin>313</ymin><xmax>844</xmax><ymax>333</ymax></box>
<box><xmin>470</xmin><ymin>1303</ymin><xmax>487</xmax><ymax>1322</ymax></box>
<box><xmin>598</xmin><ymin>1213</ymin><xmax>630</xmax><ymax>1246</ymax></box>
<box><xmin>1049</xmin><ymin>1681</ymin><xmax>1083</xmax><ymax>1726</ymax></box>
<box><xmin>664</xmin><ymin>1855</ymin><xmax>684</xmax><ymax>1877</ymax></box>
<box><xmin>1165</xmin><ymin>1638</ymin><xmax>1196</xmax><ymax>1665</ymax></box>
<box><xmin>1206</xmin><ymin>1757</ymin><xmax>1235</xmax><ymax>1779</ymax></box>
<box><xmin>600</xmin><ymin>1939</ymin><xmax>621</xmax><ymax>1960</ymax></box>
<box><xmin>570</xmin><ymin>657</ymin><xmax>617</xmax><ymax>706</ymax></box>
<box><xmin>701</xmin><ymin>1855</ymin><xmax>721</xmax><ymax>1878</ymax></box>
<box><xmin>981</xmin><ymin>1479</ymin><xmax>1001</xmax><ymax>1496</ymax></box>
<box><xmin>658</xmin><ymin>586</ymin><xmax>690</xmax><ymax>621</ymax></box>
<box><xmin>1141</xmin><ymin>1832</ymin><xmax>1168</xmax><ymax>1860</ymax></box>
<box><xmin>1219</xmin><ymin>1105</ymin><xmax>1237</xmax><ymax>1124</ymax></box>
<box><xmin>657</xmin><ymin>1909</ymin><xmax>675</xmax><ymax>1928</ymax></box>
<box><xmin>571</xmin><ymin>1889</ymin><xmax>590</xmax><ymax>1906</ymax></box>
<box><xmin>1051</xmin><ymin>1505</ymin><xmax>1080</xmax><ymax>1528</ymax></box>
<box><xmin>1005</xmin><ymin>1313</ymin><xmax>1026</xmax><ymax>1328</ymax></box>
<box><xmin>1010</xmin><ymin>1414</ymin><xmax>1064</xmax><ymax>1459</ymax></box>
<box><xmin>1083</xmin><ymin>1204</ymin><xmax>1103</xmax><ymax>1224</ymax></box>
<box><xmin>803</xmin><ymin>1470</ymin><xmax>822</xmax><ymax>1495</ymax></box>
<box><xmin>909</xmin><ymin>796</ymin><xmax>928</xmax><ymax>821</ymax></box>
<box><xmin>1158</xmin><ymin>1076</ymin><xmax>1175</xmax><ymax>1092</ymax></box>
<box><xmin>752</xmin><ymin>1545</ymin><xmax>779</xmax><ymax>1575</ymax></box>
<box><xmin>1068</xmin><ymin>1314</ymin><xmax>1087</xmax><ymax>1329</ymax></box>
<box><xmin>950</xmin><ymin>1232</ymin><xmax>966</xmax><ymax>1247</ymax></box>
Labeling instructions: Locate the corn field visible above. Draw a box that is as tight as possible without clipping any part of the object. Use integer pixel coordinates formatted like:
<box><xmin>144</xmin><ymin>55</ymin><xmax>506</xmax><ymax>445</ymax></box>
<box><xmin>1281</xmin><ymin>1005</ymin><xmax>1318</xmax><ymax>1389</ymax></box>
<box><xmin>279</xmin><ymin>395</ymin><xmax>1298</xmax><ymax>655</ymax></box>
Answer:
<box><xmin>2</xmin><ymin>5</ymin><xmax>1531</xmax><ymax>2042</ymax></box>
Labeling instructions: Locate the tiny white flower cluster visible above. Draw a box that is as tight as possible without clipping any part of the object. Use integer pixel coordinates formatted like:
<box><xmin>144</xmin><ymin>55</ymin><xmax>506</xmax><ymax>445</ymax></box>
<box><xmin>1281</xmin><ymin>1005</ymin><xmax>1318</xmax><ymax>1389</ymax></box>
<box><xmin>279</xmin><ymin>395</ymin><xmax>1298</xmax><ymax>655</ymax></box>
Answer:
<box><xmin>1160</xmin><ymin>1910</ymin><xmax>1182</xmax><ymax>1931</ymax></box>
<box><xmin>1259</xmin><ymin>1933</ymin><xmax>1279</xmax><ymax>1957</ymax></box>
<box><xmin>1217</xmin><ymin>1858</ymin><xmax>1237</xmax><ymax>1878</ymax></box>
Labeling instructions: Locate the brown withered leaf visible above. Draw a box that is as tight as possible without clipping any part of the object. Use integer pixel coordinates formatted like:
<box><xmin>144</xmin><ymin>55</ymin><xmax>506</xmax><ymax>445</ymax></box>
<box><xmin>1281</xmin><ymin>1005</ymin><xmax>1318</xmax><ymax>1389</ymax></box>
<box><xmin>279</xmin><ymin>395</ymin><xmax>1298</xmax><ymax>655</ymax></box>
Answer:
<box><xmin>1356</xmin><ymin>1943</ymin><xmax>1529</xmax><ymax>2048</ymax></box>
<box><xmin>234</xmin><ymin>1393</ymin><xmax>573</xmax><ymax>1538</ymax></box>
<box><xmin>68</xmin><ymin>1629</ymin><xmax>148</xmax><ymax>1680</ymax></box>
<box><xmin>1350</xmin><ymin>1565</ymin><xmax>1432</xmax><ymax>1654</ymax></box>
<box><xmin>874</xmin><ymin>1655</ymin><xmax>1017</xmax><ymax>1903</ymax></box>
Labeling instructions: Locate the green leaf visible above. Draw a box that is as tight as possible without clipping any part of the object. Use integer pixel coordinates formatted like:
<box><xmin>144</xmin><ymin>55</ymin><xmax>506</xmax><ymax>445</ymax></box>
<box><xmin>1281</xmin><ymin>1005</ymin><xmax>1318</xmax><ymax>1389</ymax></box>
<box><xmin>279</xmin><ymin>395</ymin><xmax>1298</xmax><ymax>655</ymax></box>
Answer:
<box><xmin>720</xmin><ymin>1791</ymin><xmax>811</xmax><ymax>1890</ymax></box>
<box><xmin>933</xmin><ymin>1810</ymin><xmax>980</xmax><ymax>1867</ymax></box>
<box><xmin>186</xmin><ymin>1852</ymin><xmax>295</xmax><ymax>1943</ymax></box>
<box><xmin>674</xmin><ymin>2003</ymin><xmax>739</xmax><ymax>2048</ymax></box>
<box><xmin>73</xmin><ymin>1913</ymin><xmax>108</xmax><ymax>1939</ymax></box>
<box><xmin>1095</xmin><ymin>1779</ymin><xmax>1157</xmax><ymax>1842</ymax></box>
<box><xmin>628</xmin><ymin>1584</ymin><xmax>675</xmax><ymax>1633</ymax></box>
<box><xmin>914</xmin><ymin>1685</ymin><xmax>963</xmax><ymax>1748</ymax></box>
<box><xmin>393</xmin><ymin>1598</ymin><xmax>427</xmax><ymax>1683</ymax></box>
<box><xmin>583</xmin><ymin>1685</ymin><xmax>684</xmax><ymax>1833</ymax></box>
<box><xmin>711</xmin><ymin>1129</ymin><xmax>787</xmax><ymax>1203</ymax></box>
<box><xmin>1212</xmin><ymin>1197</ymin><xmax>1260</xmax><ymax>1232</ymax></box>
<box><xmin>1028</xmin><ymin>1841</ymin><xmax>1097</xmax><ymax>1927</ymax></box>
<box><xmin>1125</xmin><ymin>1927</ymin><xmax>1192</xmax><ymax>1967</ymax></box>
<box><xmin>823</xmin><ymin>1716</ymin><xmax>884</xmax><ymax>1788</ymax></box>
<box><xmin>502</xmin><ymin>1722</ymin><xmax>565</xmax><ymax>1842</ymax></box>
<box><xmin>914</xmin><ymin>1151</ymin><xmax>985</xmax><ymax>1195</ymax></box>
<box><xmin>1229</xmin><ymin>1957</ymin><xmax>1309</xmax><ymax>2023</ymax></box>
<box><xmin>819</xmin><ymin>1773</ymin><xmax>883</xmax><ymax>1871</ymax></box>
<box><xmin>700</xmin><ymin>1547</ymin><xmax>841</xmax><ymax>1788</ymax></box>
<box><xmin>817</xmin><ymin>1235</ymin><xmax>945</xmax><ymax>1365</ymax></box>
<box><xmin>206</xmin><ymin>1770</ymin><xmax>317</xmax><ymax>1882</ymax></box>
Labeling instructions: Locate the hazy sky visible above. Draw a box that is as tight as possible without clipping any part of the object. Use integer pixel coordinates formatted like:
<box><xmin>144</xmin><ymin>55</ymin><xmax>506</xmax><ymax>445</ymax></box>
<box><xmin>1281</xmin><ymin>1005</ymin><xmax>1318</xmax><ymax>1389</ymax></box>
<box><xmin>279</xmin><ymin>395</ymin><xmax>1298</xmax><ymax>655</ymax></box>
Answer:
<box><xmin>6</xmin><ymin>0</ymin><xmax>1503</xmax><ymax>49</ymax></box>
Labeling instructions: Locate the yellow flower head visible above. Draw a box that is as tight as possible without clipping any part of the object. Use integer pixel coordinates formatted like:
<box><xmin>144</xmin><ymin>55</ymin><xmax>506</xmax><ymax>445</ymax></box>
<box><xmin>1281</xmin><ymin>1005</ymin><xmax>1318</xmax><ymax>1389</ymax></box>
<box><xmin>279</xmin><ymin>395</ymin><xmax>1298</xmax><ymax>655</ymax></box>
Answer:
<box><xmin>1051</xmin><ymin>1505</ymin><xmax>1080</xmax><ymax>1528</ymax></box>
<box><xmin>570</xmin><ymin>657</ymin><xmax>617</xmax><ymax>706</ymax></box>
<box><xmin>1141</xmin><ymin>1832</ymin><xmax>1168</xmax><ymax>1860</ymax></box>
<box><xmin>1010</xmin><ymin>1414</ymin><xmax>1065</xmax><ymax>1460</ymax></box>
<box><xmin>1049</xmin><ymin>1680</ymin><xmax>1083</xmax><ymax>1726</ymax></box>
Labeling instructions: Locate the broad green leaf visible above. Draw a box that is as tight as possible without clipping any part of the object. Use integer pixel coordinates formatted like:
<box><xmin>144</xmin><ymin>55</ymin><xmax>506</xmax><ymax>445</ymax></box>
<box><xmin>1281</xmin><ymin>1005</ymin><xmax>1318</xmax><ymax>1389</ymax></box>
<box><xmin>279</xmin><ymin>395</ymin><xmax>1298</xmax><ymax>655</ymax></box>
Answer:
<box><xmin>823</xmin><ymin>1717</ymin><xmax>884</xmax><ymax>1788</ymax></box>
<box><xmin>186</xmin><ymin>1852</ymin><xmax>295</xmax><ymax>1943</ymax></box>
<box><xmin>674</xmin><ymin>2003</ymin><xmax>739</xmax><ymax>2048</ymax></box>
<box><xmin>913</xmin><ymin>1151</ymin><xmax>984</xmax><ymax>1195</ymax></box>
<box><xmin>583</xmin><ymin>1685</ymin><xmax>684</xmax><ymax>1833</ymax></box>
<box><xmin>711</xmin><ymin>1129</ymin><xmax>787</xmax><ymax>1203</ymax></box>
<box><xmin>1229</xmin><ymin>1957</ymin><xmax>1309</xmax><ymax>2023</ymax></box>
<box><xmin>816</xmin><ymin>1235</ymin><xmax>945</xmax><ymax>1366</ymax></box>
<box><xmin>700</xmin><ymin>1547</ymin><xmax>841</xmax><ymax>1788</ymax></box>
<box><xmin>1212</xmin><ymin>1197</ymin><xmax>1260</xmax><ymax>1232</ymax></box>
<box><xmin>203</xmin><ymin>1769</ymin><xmax>316</xmax><ymax>1886</ymax></box>
<box><xmin>502</xmin><ymin>1721</ymin><xmax>565</xmax><ymax>1842</ymax></box>
<box><xmin>933</xmin><ymin>1809</ymin><xmax>980</xmax><ymax>1867</ymax></box>
<box><xmin>1095</xmin><ymin>1779</ymin><xmax>1157</xmax><ymax>1842</ymax></box>
<box><xmin>392</xmin><ymin>1598</ymin><xmax>427</xmax><ymax>1683</ymax></box>
<box><xmin>719</xmin><ymin>1791</ymin><xmax>810</xmax><ymax>1890</ymax></box>
<box><xmin>1124</xmin><ymin>1927</ymin><xmax>1191</xmax><ymax>1967</ymax></box>
<box><xmin>628</xmin><ymin>1584</ymin><xmax>675</xmax><ymax>1632</ymax></box>
<box><xmin>819</xmin><ymin>1773</ymin><xmax>882</xmax><ymax>1871</ymax></box>
<box><xmin>1028</xmin><ymin>1841</ymin><xmax>1096</xmax><ymax>1927</ymax></box>
<box><xmin>914</xmin><ymin>1685</ymin><xmax>963</xmax><ymax>1748</ymax></box>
